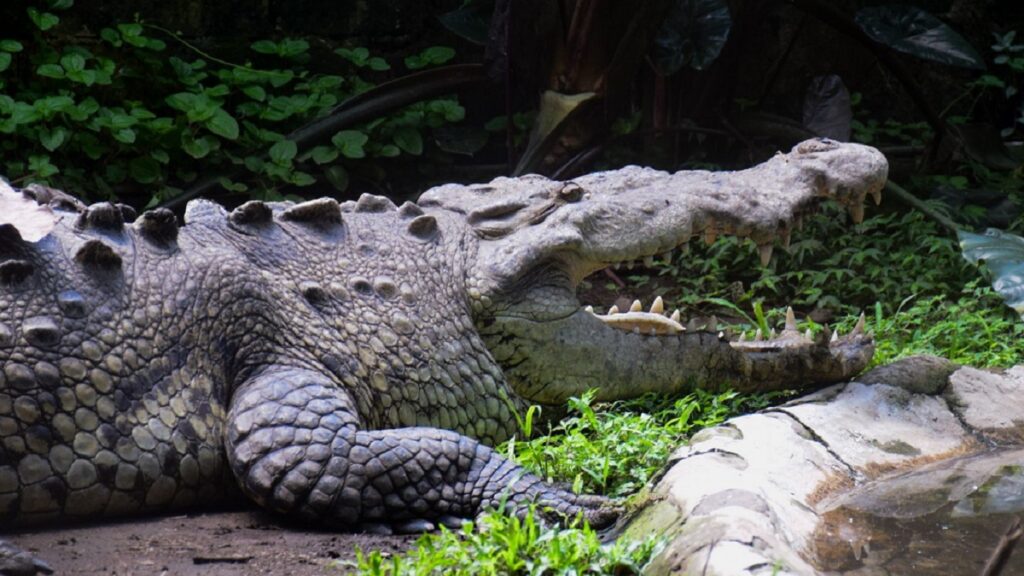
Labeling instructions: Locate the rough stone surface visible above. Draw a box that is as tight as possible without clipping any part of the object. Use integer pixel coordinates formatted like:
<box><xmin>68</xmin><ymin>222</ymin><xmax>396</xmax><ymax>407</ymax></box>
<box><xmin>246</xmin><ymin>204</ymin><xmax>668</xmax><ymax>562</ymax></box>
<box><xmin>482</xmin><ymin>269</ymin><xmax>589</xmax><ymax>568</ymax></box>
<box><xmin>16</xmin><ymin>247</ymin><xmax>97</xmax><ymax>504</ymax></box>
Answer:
<box><xmin>945</xmin><ymin>365</ymin><xmax>1024</xmax><ymax>442</ymax></box>
<box><xmin>640</xmin><ymin>357</ymin><xmax>1024</xmax><ymax>575</ymax></box>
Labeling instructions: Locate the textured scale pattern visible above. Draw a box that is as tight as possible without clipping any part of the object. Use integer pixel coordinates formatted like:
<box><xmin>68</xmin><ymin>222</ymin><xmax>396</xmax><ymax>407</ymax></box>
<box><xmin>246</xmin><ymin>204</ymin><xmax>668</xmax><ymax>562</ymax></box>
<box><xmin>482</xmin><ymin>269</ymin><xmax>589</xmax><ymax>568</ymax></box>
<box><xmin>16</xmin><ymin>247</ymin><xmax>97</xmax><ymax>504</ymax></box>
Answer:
<box><xmin>0</xmin><ymin>193</ymin><xmax>610</xmax><ymax>531</ymax></box>
<box><xmin>0</xmin><ymin>140</ymin><xmax>887</xmax><ymax>554</ymax></box>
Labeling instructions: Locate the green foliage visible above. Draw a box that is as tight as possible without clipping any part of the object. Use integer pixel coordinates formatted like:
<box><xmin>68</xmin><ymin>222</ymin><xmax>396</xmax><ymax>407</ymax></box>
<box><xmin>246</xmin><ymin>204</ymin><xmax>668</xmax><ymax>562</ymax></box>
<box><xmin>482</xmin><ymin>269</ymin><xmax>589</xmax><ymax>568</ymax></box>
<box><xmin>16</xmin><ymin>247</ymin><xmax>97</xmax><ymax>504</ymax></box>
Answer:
<box><xmin>848</xmin><ymin>282</ymin><xmax>1024</xmax><ymax>368</ymax></box>
<box><xmin>0</xmin><ymin>2</ymin><xmax>464</xmax><ymax>205</ymax></box>
<box><xmin>347</xmin><ymin>506</ymin><xmax>661</xmax><ymax>576</ymax></box>
<box><xmin>972</xmin><ymin>31</ymin><xmax>1024</xmax><ymax>137</ymax></box>
<box><xmin>637</xmin><ymin>204</ymin><xmax>972</xmax><ymax>318</ymax></box>
<box><xmin>503</xmin><ymin>388</ymin><xmax>787</xmax><ymax>498</ymax></box>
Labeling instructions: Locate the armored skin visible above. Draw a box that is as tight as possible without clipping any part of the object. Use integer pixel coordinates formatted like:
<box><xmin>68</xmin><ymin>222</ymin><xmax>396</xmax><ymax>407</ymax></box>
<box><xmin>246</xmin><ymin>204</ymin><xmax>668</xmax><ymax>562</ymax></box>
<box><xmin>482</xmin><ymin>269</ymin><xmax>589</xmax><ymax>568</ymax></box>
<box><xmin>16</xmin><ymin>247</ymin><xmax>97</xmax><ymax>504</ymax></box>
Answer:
<box><xmin>0</xmin><ymin>139</ymin><xmax>884</xmax><ymax>545</ymax></box>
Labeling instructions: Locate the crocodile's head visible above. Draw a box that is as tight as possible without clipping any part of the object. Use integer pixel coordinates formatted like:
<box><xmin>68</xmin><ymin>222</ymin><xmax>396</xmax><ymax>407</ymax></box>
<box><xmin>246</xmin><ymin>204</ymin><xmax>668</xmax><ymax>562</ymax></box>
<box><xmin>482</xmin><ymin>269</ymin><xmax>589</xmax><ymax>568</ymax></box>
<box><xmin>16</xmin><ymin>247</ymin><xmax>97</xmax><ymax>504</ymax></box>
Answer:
<box><xmin>421</xmin><ymin>139</ymin><xmax>888</xmax><ymax>403</ymax></box>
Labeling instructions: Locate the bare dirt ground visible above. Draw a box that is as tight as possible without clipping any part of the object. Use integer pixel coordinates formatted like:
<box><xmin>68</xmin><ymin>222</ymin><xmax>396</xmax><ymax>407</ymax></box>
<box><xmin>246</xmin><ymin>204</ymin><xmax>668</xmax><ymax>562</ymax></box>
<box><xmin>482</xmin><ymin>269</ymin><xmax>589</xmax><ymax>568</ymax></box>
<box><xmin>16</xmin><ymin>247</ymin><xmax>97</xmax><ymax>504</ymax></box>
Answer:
<box><xmin>4</xmin><ymin>507</ymin><xmax>416</xmax><ymax>575</ymax></box>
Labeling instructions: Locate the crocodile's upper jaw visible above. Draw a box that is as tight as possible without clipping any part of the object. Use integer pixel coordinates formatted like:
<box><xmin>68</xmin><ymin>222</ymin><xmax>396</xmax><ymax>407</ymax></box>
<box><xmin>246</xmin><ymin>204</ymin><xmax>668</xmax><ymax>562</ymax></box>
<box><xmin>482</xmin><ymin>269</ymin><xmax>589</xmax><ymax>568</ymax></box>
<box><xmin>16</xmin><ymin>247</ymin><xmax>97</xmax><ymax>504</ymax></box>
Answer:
<box><xmin>419</xmin><ymin>138</ymin><xmax>887</xmax><ymax>400</ymax></box>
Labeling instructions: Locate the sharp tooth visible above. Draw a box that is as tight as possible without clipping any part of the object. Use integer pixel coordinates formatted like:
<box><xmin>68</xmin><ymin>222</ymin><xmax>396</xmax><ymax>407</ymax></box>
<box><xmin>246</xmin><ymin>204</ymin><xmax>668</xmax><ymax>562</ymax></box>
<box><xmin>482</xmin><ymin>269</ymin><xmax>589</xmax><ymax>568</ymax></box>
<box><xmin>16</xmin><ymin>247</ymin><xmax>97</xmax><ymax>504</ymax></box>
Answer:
<box><xmin>754</xmin><ymin>329</ymin><xmax>763</xmax><ymax>341</ymax></box>
<box><xmin>643</xmin><ymin>255</ymin><xmax>654</xmax><ymax>267</ymax></box>
<box><xmin>830</xmin><ymin>329</ymin><xmax>839</xmax><ymax>342</ymax></box>
<box><xmin>704</xmin><ymin>227</ymin><xmax>717</xmax><ymax>245</ymax></box>
<box><xmin>758</xmin><ymin>244</ymin><xmax>773</xmax><ymax>266</ymax></box>
<box><xmin>718</xmin><ymin>331</ymin><xmax>725</xmax><ymax>340</ymax></box>
<box><xmin>608</xmin><ymin>305</ymin><xmax>620</xmax><ymax>315</ymax></box>
<box><xmin>805</xmin><ymin>328</ymin><xmax>813</xmax><ymax>339</ymax></box>
<box><xmin>769</xmin><ymin>328</ymin><xmax>777</xmax><ymax>339</ymax></box>
<box><xmin>650</xmin><ymin>296</ymin><xmax>665</xmax><ymax>314</ymax></box>
<box><xmin>670</xmin><ymin>309</ymin><xmax>681</xmax><ymax>323</ymax></box>
<box><xmin>738</xmin><ymin>332</ymin><xmax>747</xmax><ymax>342</ymax></box>
<box><xmin>852</xmin><ymin>312</ymin><xmax>866</xmax><ymax>335</ymax></box>
<box><xmin>661</xmin><ymin>249</ymin><xmax>674</xmax><ymax>264</ymax></box>
<box><xmin>708</xmin><ymin>315</ymin><xmax>719</xmax><ymax>331</ymax></box>
<box><xmin>849</xmin><ymin>203</ymin><xmax>865</xmax><ymax>224</ymax></box>
<box><xmin>785</xmin><ymin>307</ymin><xmax>797</xmax><ymax>331</ymax></box>
<box><xmin>686</xmin><ymin>319</ymin><xmax>701</xmax><ymax>331</ymax></box>
<box><xmin>869</xmin><ymin>187</ymin><xmax>882</xmax><ymax>206</ymax></box>
<box><xmin>613</xmin><ymin>262</ymin><xmax>621</xmax><ymax>270</ymax></box>
<box><xmin>584</xmin><ymin>305</ymin><xmax>595</xmax><ymax>314</ymax></box>
<box><xmin>626</xmin><ymin>260</ymin><xmax>635</xmax><ymax>270</ymax></box>
<box><xmin>630</xmin><ymin>299</ymin><xmax>643</xmax><ymax>312</ymax></box>
<box><xmin>781</xmin><ymin>229</ymin><xmax>791</xmax><ymax>250</ymax></box>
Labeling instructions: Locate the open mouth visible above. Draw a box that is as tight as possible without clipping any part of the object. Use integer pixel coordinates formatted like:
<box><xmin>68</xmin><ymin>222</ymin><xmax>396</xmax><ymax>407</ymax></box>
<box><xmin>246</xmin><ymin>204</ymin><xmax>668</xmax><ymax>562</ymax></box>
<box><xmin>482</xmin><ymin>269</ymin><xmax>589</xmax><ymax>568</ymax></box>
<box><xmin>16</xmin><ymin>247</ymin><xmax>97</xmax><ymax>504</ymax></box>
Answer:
<box><xmin>582</xmin><ymin>296</ymin><xmax>868</xmax><ymax>350</ymax></box>
<box><xmin>583</xmin><ymin>296</ymin><xmax>684</xmax><ymax>335</ymax></box>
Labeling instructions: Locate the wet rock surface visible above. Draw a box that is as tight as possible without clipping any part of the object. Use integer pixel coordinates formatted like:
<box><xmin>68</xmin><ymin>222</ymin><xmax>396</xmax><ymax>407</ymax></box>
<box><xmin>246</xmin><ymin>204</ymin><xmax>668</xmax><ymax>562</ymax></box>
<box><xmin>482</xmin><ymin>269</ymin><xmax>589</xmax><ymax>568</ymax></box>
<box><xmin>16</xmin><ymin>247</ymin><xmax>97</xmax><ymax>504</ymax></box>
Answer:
<box><xmin>630</xmin><ymin>356</ymin><xmax>1024</xmax><ymax>575</ymax></box>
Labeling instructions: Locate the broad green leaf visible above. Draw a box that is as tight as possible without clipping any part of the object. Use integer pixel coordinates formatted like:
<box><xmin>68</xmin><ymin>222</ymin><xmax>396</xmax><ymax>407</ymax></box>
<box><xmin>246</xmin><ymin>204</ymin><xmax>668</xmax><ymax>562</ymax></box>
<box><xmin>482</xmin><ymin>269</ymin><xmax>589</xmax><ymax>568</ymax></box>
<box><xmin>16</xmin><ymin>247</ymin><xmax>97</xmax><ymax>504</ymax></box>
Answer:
<box><xmin>49</xmin><ymin>0</ymin><xmax>74</xmax><ymax>10</ymax></box>
<box><xmin>652</xmin><ymin>0</ymin><xmax>731</xmax><ymax>75</ymax></box>
<box><xmin>28</xmin><ymin>8</ymin><xmax>60</xmax><ymax>31</ymax></box>
<box><xmin>34</xmin><ymin>96</ymin><xmax>74</xmax><ymax>116</ymax></box>
<box><xmin>290</xmin><ymin>171</ymin><xmax>316</xmax><ymax>186</ymax></box>
<box><xmin>278</xmin><ymin>39</ymin><xmax>309</xmax><ymax>58</ymax></box>
<box><xmin>65</xmin><ymin>68</ymin><xmax>96</xmax><ymax>85</ymax></box>
<box><xmin>28</xmin><ymin>154</ymin><xmax>59</xmax><ymax>178</ymax></box>
<box><xmin>251</xmin><ymin>40</ymin><xmax>278</xmax><ymax>54</ymax></box>
<box><xmin>0</xmin><ymin>40</ymin><xmax>23</xmax><ymax>53</ymax></box>
<box><xmin>60</xmin><ymin>53</ymin><xmax>85</xmax><ymax>72</ymax></box>
<box><xmin>324</xmin><ymin>165</ymin><xmax>349</xmax><ymax>192</ymax></box>
<box><xmin>269</xmin><ymin>139</ymin><xmax>297</xmax><ymax>164</ymax></box>
<box><xmin>439</xmin><ymin>1</ymin><xmax>492</xmax><ymax>45</ymax></box>
<box><xmin>405</xmin><ymin>46</ymin><xmax>456</xmax><ymax>69</ymax></box>
<box><xmin>129</xmin><ymin>157</ymin><xmax>162</xmax><ymax>184</ymax></box>
<box><xmin>40</xmin><ymin>126</ymin><xmax>67</xmax><ymax>151</ymax></box>
<box><xmin>310</xmin><ymin>145</ymin><xmax>338</xmax><ymax>165</ymax></box>
<box><xmin>181</xmin><ymin>133</ymin><xmax>212</xmax><ymax>159</ymax></box>
<box><xmin>206</xmin><ymin>108</ymin><xmax>239</xmax><ymax>140</ymax></box>
<box><xmin>856</xmin><ymin>5</ymin><xmax>984</xmax><ymax>70</ymax></box>
<box><xmin>393</xmin><ymin>127</ymin><xmax>423</xmax><ymax>155</ymax></box>
<box><xmin>0</xmin><ymin>54</ymin><xmax>10</xmax><ymax>73</ymax></box>
<box><xmin>960</xmin><ymin>228</ymin><xmax>1024</xmax><ymax>316</ymax></box>
<box><xmin>375</xmin><ymin>144</ymin><xmax>400</xmax><ymax>158</ymax></box>
<box><xmin>242</xmin><ymin>85</ymin><xmax>266</xmax><ymax>101</ymax></box>
<box><xmin>113</xmin><ymin>128</ymin><xmax>136</xmax><ymax>144</ymax></box>
<box><xmin>99</xmin><ymin>28</ymin><xmax>122</xmax><ymax>46</ymax></box>
<box><xmin>332</xmin><ymin>129</ymin><xmax>368</xmax><ymax>159</ymax></box>
<box><xmin>36</xmin><ymin>63</ymin><xmax>65</xmax><ymax>79</ymax></box>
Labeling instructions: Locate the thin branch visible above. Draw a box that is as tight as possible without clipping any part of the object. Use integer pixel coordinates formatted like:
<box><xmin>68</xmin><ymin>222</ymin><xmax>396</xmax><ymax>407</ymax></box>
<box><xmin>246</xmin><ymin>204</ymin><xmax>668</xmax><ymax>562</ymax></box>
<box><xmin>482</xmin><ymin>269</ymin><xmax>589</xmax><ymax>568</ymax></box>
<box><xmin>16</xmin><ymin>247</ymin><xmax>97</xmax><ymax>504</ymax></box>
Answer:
<box><xmin>884</xmin><ymin>180</ymin><xmax>961</xmax><ymax>234</ymax></box>
<box><xmin>144</xmin><ymin>24</ymin><xmax>290</xmax><ymax>79</ymax></box>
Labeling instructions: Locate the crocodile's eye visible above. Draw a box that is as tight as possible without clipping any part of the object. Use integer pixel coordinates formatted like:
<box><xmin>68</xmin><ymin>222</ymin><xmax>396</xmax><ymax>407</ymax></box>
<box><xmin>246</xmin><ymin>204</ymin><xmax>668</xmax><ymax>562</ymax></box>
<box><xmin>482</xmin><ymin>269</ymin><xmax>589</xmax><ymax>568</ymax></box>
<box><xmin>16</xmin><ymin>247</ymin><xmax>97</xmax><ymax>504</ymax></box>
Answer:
<box><xmin>468</xmin><ymin>202</ymin><xmax>526</xmax><ymax>225</ymax></box>
<box><xmin>557</xmin><ymin>183</ymin><xmax>583</xmax><ymax>203</ymax></box>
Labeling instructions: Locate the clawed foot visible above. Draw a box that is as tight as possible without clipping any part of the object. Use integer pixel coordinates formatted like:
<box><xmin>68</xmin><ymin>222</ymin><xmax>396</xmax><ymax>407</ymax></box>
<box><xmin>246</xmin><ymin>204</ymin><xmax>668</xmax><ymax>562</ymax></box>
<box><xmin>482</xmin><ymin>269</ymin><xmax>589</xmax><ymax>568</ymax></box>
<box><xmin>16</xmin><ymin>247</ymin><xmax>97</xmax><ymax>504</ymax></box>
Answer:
<box><xmin>0</xmin><ymin>540</ymin><xmax>53</xmax><ymax>576</ymax></box>
<box><xmin>355</xmin><ymin>492</ymin><xmax>620</xmax><ymax>536</ymax></box>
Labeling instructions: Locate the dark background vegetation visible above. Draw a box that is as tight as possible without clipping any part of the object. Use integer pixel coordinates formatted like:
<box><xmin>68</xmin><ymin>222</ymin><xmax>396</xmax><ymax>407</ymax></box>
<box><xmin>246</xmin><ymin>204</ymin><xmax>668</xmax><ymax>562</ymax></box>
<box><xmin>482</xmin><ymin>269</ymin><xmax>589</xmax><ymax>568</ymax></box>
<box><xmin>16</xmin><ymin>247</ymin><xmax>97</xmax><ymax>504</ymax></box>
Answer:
<box><xmin>2</xmin><ymin>0</ymin><xmax>1024</xmax><ymax>321</ymax></box>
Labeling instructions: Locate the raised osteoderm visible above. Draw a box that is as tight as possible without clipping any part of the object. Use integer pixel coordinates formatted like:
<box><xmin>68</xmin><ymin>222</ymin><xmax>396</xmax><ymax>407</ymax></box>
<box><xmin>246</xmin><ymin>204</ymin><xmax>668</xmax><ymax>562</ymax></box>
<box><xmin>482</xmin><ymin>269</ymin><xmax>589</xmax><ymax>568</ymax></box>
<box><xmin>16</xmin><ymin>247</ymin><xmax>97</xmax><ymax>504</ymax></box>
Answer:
<box><xmin>0</xmin><ymin>139</ymin><xmax>884</xmax><ymax>536</ymax></box>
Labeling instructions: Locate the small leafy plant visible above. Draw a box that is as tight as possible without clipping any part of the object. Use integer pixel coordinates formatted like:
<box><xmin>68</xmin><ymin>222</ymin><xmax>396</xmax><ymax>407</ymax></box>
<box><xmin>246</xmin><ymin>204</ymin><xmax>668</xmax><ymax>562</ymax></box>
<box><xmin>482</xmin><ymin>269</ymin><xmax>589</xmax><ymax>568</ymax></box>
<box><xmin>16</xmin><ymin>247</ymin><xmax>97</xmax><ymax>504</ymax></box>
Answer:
<box><xmin>348</xmin><ymin>505</ymin><xmax>661</xmax><ymax>576</ymax></box>
<box><xmin>504</xmin><ymin>388</ymin><xmax>787</xmax><ymax>498</ymax></box>
<box><xmin>0</xmin><ymin>0</ymin><xmax>465</xmax><ymax>206</ymax></box>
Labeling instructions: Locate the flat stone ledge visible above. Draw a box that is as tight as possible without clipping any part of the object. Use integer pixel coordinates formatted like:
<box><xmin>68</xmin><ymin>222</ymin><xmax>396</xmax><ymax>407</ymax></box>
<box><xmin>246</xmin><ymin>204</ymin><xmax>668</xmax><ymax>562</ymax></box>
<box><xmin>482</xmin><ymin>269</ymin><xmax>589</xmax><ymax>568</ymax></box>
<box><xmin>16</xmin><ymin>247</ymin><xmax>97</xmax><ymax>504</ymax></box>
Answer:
<box><xmin>635</xmin><ymin>356</ymin><xmax>1024</xmax><ymax>575</ymax></box>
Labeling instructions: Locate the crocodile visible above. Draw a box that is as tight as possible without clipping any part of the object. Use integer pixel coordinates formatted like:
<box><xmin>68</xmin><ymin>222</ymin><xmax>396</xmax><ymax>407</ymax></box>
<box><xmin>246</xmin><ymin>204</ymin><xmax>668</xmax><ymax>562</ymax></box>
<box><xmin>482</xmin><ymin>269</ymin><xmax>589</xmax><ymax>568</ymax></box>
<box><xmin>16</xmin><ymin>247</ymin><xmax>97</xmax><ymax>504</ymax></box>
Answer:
<box><xmin>0</xmin><ymin>139</ymin><xmax>884</xmax><ymax>568</ymax></box>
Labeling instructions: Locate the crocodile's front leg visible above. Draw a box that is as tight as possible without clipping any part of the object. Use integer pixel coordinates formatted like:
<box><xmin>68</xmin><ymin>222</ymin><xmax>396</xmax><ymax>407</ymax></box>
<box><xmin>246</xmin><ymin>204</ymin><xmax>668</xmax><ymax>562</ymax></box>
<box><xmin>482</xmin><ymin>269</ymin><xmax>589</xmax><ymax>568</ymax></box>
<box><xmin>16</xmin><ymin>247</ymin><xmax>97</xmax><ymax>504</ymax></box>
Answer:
<box><xmin>225</xmin><ymin>367</ymin><xmax>617</xmax><ymax>531</ymax></box>
<box><xmin>483</xmin><ymin>309</ymin><xmax>873</xmax><ymax>405</ymax></box>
